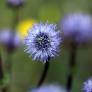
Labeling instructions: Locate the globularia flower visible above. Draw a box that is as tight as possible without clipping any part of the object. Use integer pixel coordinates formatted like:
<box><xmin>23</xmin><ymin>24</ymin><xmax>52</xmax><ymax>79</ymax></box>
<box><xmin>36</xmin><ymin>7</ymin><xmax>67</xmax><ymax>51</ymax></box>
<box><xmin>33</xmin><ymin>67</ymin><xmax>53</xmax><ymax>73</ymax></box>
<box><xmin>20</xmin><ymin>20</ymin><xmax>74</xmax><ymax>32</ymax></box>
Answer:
<box><xmin>7</xmin><ymin>0</ymin><xmax>24</xmax><ymax>8</ymax></box>
<box><xmin>82</xmin><ymin>78</ymin><xmax>92</xmax><ymax>92</ymax></box>
<box><xmin>61</xmin><ymin>13</ymin><xmax>92</xmax><ymax>43</ymax></box>
<box><xmin>24</xmin><ymin>23</ymin><xmax>61</xmax><ymax>63</ymax></box>
<box><xmin>30</xmin><ymin>84</ymin><xmax>66</xmax><ymax>92</ymax></box>
<box><xmin>0</xmin><ymin>29</ymin><xmax>20</xmax><ymax>51</ymax></box>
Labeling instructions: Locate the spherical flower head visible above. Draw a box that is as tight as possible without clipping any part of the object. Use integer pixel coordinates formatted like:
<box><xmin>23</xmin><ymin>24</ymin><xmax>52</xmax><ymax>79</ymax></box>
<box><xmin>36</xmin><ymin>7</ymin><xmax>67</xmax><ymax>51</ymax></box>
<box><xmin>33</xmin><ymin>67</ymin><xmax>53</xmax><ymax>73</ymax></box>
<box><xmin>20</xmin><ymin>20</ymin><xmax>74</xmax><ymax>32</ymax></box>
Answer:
<box><xmin>24</xmin><ymin>22</ymin><xmax>61</xmax><ymax>63</ymax></box>
<box><xmin>61</xmin><ymin>13</ymin><xmax>92</xmax><ymax>43</ymax></box>
<box><xmin>30</xmin><ymin>84</ymin><xmax>66</xmax><ymax>92</ymax></box>
<box><xmin>7</xmin><ymin>0</ymin><xmax>24</xmax><ymax>8</ymax></box>
<box><xmin>82</xmin><ymin>78</ymin><xmax>92</xmax><ymax>92</ymax></box>
<box><xmin>0</xmin><ymin>29</ymin><xmax>20</xmax><ymax>50</ymax></box>
<box><xmin>17</xmin><ymin>19</ymin><xmax>36</xmax><ymax>40</ymax></box>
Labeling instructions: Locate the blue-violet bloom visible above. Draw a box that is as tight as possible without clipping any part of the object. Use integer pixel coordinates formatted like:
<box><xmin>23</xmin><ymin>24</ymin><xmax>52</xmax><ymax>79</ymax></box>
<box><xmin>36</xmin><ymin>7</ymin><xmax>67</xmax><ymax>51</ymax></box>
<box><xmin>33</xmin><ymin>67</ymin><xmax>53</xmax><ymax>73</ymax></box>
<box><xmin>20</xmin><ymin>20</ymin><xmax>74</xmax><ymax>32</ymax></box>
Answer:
<box><xmin>61</xmin><ymin>13</ymin><xmax>92</xmax><ymax>43</ymax></box>
<box><xmin>30</xmin><ymin>84</ymin><xmax>66</xmax><ymax>92</ymax></box>
<box><xmin>24</xmin><ymin>22</ymin><xmax>61</xmax><ymax>63</ymax></box>
<box><xmin>7</xmin><ymin>0</ymin><xmax>24</xmax><ymax>8</ymax></box>
<box><xmin>82</xmin><ymin>78</ymin><xmax>92</xmax><ymax>92</ymax></box>
<box><xmin>0</xmin><ymin>29</ymin><xmax>20</xmax><ymax>48</ymax></box>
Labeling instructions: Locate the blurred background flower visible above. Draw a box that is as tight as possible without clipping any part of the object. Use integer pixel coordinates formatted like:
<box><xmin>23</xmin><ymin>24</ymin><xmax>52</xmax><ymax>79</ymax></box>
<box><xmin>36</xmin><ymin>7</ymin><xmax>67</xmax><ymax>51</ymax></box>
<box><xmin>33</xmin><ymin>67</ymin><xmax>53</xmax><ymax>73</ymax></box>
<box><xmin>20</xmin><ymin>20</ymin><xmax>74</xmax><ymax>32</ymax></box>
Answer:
<box><xmin>7</xmin><ymin>0</ymin><xmax>24</xmax><ymax>8</ymax></box>
<box><xmin>61</xmin><ymin>13</ymin><xmax>92</xmax><ymax>43</ymax></box>
<box><xmin>0</xmin><ymin>29</ymin><xmax>20</xmax><ymax>51</ymax></box>
<box><xmin>82</xmin><ymin>78</ymin><xmax>92</xmax><ymax>92</ymax></box>
<box><xmin>31</xmin><ymin>84</ymin><xmax>66</xmax><ymax>92</ymax></box>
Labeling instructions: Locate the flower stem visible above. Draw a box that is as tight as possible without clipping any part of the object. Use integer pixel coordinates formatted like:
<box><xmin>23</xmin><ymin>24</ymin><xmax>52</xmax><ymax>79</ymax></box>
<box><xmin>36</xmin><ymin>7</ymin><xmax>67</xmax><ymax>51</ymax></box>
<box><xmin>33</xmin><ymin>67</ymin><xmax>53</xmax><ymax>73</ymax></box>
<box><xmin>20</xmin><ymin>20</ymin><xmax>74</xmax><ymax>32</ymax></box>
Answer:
<box><xmin>6</xmin><ymin>7</ymin><xmax>20</xmax><ymax>92</ymax></box>
<box><xmin>66</xmin><ymin>42</ymin><xmax>77</xmax><ymax>92</ymax></box>
<box><xmin>2</xmin><ymin>88</ymin><xmax>7</xmax><ymax>92</ymax></box>
<box><xmin>37</xmin><ymin>62</ymin><xmax>50</xmax><ymax>87</ymax></box>
<box><xmin>7</xmin><ymin>8</ymin><xmax>19</xmax><ymax>53</ymax></box>
<box><xmin>0</xmin><ymin>55</ymin><xmax>4</xmax><ymax>82</ymax></box>
<box><xmin>0</xmin><ymin>52</ymin><xmax>6</xmax><ymax>92</ymax></box>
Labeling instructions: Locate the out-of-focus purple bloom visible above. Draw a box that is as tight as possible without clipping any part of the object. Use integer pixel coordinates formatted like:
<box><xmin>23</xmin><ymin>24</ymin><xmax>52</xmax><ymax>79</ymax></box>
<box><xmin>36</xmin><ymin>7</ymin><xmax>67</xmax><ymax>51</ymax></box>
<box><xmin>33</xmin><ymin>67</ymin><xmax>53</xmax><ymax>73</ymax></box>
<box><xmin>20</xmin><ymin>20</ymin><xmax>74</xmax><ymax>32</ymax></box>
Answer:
<box><xmin>7</xmin><ymin>0</ymin><xmax>24</xmax><ymax>8</ymax></box>
<box><xmin>24</xmin><ymin>22</ymin><xmax>61</xmax><ymax>63</ymax></box>
<box><xmin>0</xmin><ymin>29</ymin><xmax>20</xmax><ymax>52</ymax></box>
<box><xmin>61</xmin><ymin>13</ymin><xmax>92</xmax><ymax>43</ymax></box>
<box><xmin>30</xmin><ymin>84</ymin><xmax>66</xmax><ymax>92</ymax></box>
<box><xmin>82</xmin><ymin>78</ymin><xmax>92</xmax><ymax>92</ymax></box>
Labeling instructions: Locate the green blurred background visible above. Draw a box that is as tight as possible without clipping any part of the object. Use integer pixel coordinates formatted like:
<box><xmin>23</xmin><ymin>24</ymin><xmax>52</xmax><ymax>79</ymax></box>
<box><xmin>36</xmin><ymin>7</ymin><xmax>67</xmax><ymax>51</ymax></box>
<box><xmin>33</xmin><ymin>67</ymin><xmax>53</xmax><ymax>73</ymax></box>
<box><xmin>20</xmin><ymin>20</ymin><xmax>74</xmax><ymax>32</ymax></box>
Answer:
<box><xmin>0</xmin><ymin>0</ymin><xmax>92</xmax><ymax>92</ymax></box>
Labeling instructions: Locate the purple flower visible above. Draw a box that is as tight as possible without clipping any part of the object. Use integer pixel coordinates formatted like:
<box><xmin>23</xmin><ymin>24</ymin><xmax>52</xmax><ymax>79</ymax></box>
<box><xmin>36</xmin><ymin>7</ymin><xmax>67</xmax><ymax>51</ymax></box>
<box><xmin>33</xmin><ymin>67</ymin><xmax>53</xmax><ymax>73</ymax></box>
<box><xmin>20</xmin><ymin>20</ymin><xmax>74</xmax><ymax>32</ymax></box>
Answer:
<box><xmin>61</xmin><ymin>13</ymin><xmax>92</xmax><ymax>43</ymax></box>
<box><xmin>24</xmin><ymin>22</ymin><xmax>61</xmax><ymax>63</ymax></box>
<box><xmin>7</xmin><ymin>0</ymin><xmax>24</xmax><ymax>8</ymax></box>
<box><xmin>82</xmin><ymin>78</ymin><xmax>92</xmax><ymax>92</ymax></box>
<box><xmin>0</xmin><ymin>29</ymin><xmax>20</xmax><ymax>51</ymax></box>
<box><xmin>30</xmin><ymin>84</ymin><xmax>66</xmax><ymax>92</ymax></box>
